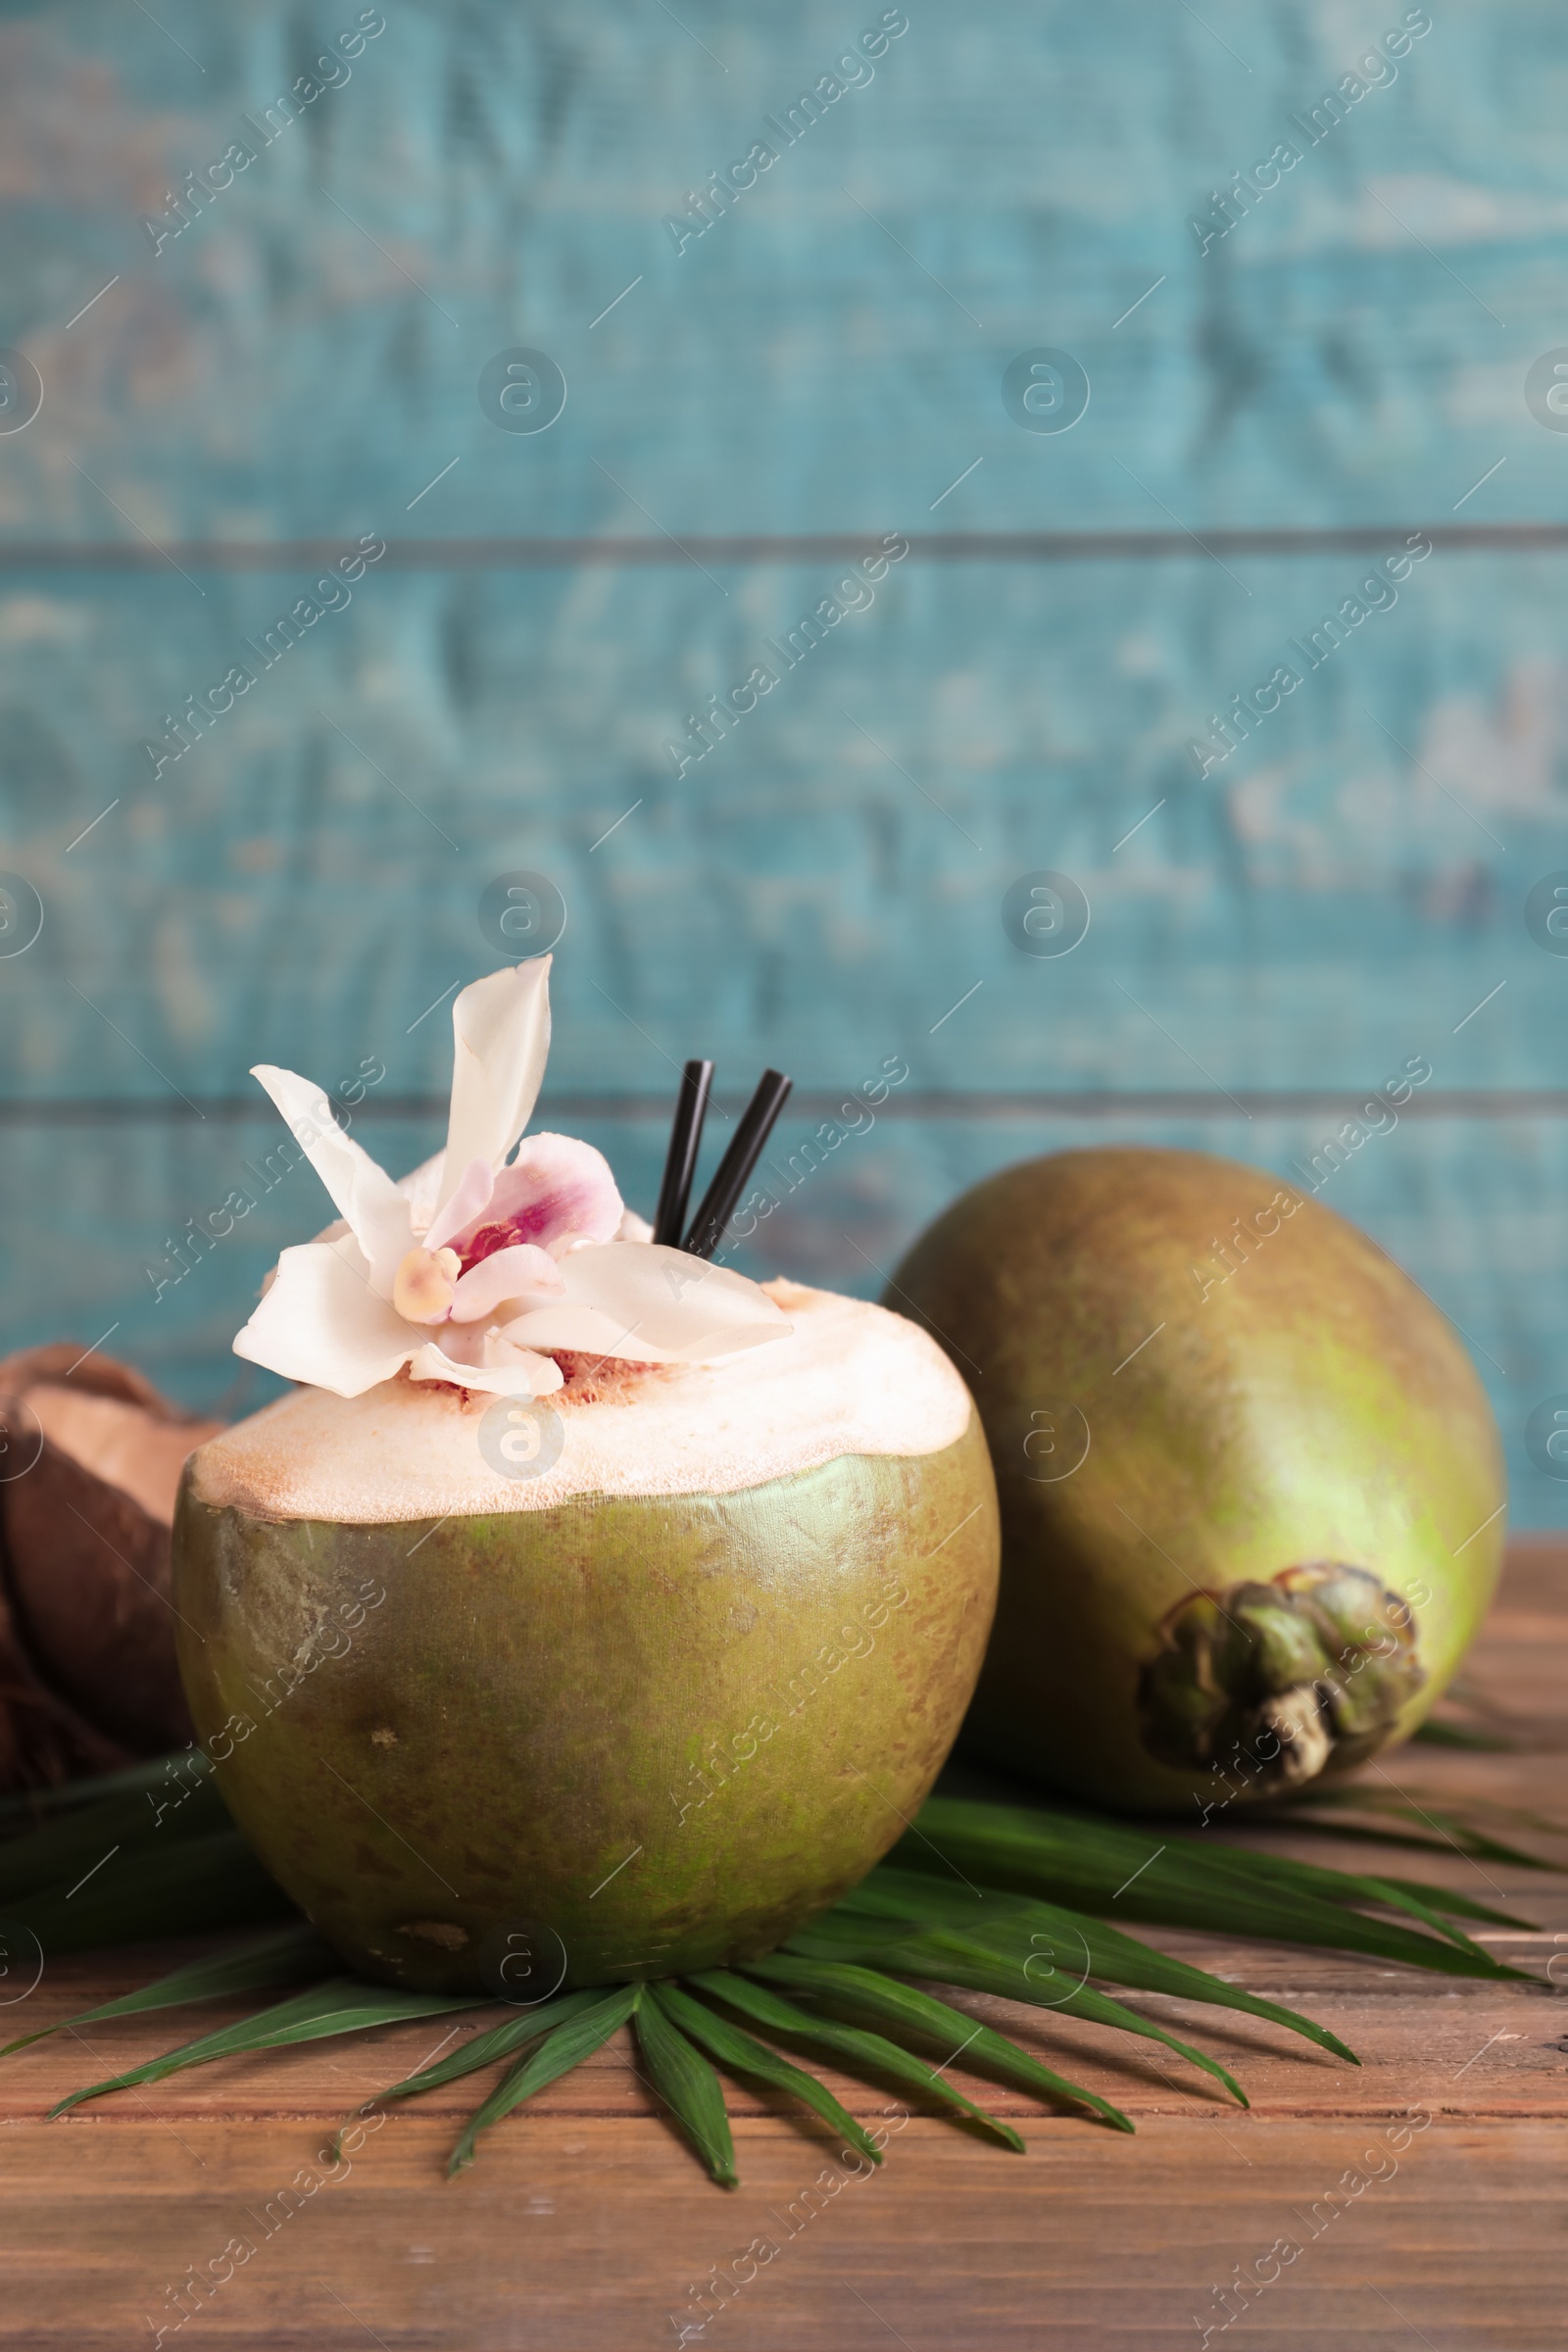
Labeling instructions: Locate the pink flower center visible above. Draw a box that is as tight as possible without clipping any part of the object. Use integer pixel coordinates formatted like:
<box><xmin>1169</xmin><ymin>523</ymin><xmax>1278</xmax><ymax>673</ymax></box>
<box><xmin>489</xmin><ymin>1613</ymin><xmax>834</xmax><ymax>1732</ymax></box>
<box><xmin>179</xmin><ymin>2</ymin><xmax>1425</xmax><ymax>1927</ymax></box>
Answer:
<box><xmin>458</xmin><ymin>1215</ymin><xmax>549</xmax><ymax>1271</ymax></box>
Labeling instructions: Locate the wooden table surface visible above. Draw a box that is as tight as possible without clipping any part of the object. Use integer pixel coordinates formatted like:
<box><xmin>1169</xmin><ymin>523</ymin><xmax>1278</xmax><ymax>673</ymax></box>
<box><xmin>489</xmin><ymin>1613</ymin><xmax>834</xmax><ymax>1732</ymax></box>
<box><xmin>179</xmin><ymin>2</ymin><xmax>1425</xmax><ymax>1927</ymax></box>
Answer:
<box><xmin>1</xmin><ymin>1545</ymin><xmax>1564</xmax><ymax>2350</ymax></box>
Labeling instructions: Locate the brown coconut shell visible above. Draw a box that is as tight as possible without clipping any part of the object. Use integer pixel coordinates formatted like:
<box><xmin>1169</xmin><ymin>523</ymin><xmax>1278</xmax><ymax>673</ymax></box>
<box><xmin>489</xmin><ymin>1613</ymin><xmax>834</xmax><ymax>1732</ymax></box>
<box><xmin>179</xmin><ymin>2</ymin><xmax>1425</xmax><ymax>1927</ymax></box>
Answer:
<box><xmin>0</xmin><ymin>1346</ymin><xmax>224</xmax><ymax>1788</ymax></box>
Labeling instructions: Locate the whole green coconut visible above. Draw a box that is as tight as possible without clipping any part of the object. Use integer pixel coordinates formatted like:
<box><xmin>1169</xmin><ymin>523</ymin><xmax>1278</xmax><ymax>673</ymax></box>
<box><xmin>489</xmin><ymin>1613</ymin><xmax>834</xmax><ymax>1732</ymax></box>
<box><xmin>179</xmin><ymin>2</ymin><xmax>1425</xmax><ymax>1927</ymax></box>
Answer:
<box><xmin>174</xmin><ymin>1284</ymin><xmax>998</xmax><ymax>1992</ymax></box>
<box><xmin>888</xmin><ymin>1146</ymin><xmax>1505</xmax><ymax>1816</ymax></box>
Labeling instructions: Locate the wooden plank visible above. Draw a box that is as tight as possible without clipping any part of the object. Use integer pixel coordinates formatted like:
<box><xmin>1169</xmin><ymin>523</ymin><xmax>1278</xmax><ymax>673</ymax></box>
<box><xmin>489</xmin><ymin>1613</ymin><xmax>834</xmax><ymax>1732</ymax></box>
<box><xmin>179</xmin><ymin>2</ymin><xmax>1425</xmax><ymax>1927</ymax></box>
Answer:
<box><xmin>0</xmin><ymin>1539</ymin><xmax>1561</xmax><ymax>2343</ymax></box>
<box><xmin>0</xmin><ymin>2</ymin><xmax>1555</xmax><ymax>536</ymax></box>
<box><xmin>1</xmin><ymin>2114</ymin><xmax>1565</xmax><ymax>2349</ymax></box>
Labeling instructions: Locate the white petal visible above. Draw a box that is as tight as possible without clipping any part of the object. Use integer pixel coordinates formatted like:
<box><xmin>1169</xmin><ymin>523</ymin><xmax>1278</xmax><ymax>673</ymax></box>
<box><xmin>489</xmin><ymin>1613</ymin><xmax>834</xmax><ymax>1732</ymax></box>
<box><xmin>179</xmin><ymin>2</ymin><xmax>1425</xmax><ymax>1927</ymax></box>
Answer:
<box><xmin>437</xmin><ymin>959</ymin><xmax>552</xmax><ymax>1213</ymax></box>
<box><xmin>396</xmin><ymin>1149</ymin><xmax>445</xmax><ymax>1234</ymax></box>
<box><xmin>615</xmin><ymin>1207</ymin><xmax>655</xmax><ymax>1244</ymax></box>
<box><xmin>232</xmin><ymin>1242</ymin><xmax>416</xmax><ymax>1397</ymax></box>
<box><xmin>499</xmin><ymin>1241</ymin><xmax>791</xmax><ymax>1363</ymax></box>
<box><xmin>422</xmin><ymin>1156</ymin><xmax>495</xmax><ymax>1251</ymax></box>
<box><xmin>251</xmin><ymin>1065</ymin><xmax>412</xmax><ymax>1295</ymax></box>
<box><xmin>407</xmin><ymin>1336</ymin><xmax>564</xmax><ymax>1397</ymax></box>
<box><xmin>449</xmin><ymin>1243</ymin><xmax>564</xmax><ymax>1323</ymax></box>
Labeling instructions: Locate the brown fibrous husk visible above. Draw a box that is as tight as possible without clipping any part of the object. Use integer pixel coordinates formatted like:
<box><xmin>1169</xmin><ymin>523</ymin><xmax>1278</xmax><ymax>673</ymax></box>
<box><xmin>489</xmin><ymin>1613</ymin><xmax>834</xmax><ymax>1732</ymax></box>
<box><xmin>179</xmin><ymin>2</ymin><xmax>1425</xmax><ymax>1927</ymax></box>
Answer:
<box><xmin>0</xmin><ymin>1345</ymin><xmax>224</xmax><ymax>1792</ymax></box>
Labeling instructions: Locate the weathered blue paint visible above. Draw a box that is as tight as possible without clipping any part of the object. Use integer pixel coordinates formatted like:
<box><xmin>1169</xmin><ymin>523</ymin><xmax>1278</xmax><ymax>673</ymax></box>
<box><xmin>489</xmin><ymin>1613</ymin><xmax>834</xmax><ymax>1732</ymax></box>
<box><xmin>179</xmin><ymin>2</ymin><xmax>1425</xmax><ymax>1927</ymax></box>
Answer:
<box><xmin>1</xmin><ymin>1</ymin><xmax>1566</xmax><ymax>1516</ymax></box>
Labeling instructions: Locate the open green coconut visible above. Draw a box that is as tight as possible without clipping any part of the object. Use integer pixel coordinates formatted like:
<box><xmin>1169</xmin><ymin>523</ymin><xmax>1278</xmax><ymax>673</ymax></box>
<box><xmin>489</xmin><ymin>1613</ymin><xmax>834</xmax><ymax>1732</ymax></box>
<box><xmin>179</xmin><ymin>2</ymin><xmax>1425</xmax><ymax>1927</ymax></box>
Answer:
<box><xmin>889</xmin><ymin>1146</ymin><xmax>1506</xmax><ymax>1814</ymax></box>
<box><xmin>176</xmin><ymin>1292</ymin><xmax>995</xmax><ymax>1992</ymax></box>
<box><xmin>172</xmin><ymin>961</ymin><xmax>997</xmax><ymax>1991</ymax></box>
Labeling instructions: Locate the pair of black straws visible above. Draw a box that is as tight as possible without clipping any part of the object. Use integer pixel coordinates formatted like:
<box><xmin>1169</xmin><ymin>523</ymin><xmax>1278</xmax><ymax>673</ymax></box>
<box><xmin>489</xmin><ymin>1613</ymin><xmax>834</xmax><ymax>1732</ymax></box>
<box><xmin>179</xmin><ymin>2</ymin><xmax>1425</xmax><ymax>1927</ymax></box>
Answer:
<box><xmin>653</xmin><ymin>1060</ymin><xmax>793</xmax><ymax>1259</ymax></box>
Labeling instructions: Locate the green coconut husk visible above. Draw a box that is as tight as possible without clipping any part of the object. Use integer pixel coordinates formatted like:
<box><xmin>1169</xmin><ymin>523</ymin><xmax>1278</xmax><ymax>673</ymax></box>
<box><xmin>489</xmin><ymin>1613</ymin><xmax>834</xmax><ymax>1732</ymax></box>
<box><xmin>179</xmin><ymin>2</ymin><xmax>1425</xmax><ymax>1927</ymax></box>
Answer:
<box><xmin>884</xmin><ymin>1148</ymin><xmax>1511</xmax><ymax>1815</ymax></box>
<box><xmin>0</xmin><ymin>1751</ymin><xmax>1558</xmax><ymax>2186</ymax></box>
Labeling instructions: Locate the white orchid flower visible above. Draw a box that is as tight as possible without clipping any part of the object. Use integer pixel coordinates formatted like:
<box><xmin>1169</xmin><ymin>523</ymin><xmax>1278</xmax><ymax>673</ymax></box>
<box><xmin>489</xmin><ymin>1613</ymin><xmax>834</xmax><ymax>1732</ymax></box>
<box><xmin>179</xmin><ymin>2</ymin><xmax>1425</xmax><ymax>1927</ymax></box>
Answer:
<box><xmin>232</xmin><ymin>957</ymin><xmax>790</xmax><ymax>1399</ymax></box>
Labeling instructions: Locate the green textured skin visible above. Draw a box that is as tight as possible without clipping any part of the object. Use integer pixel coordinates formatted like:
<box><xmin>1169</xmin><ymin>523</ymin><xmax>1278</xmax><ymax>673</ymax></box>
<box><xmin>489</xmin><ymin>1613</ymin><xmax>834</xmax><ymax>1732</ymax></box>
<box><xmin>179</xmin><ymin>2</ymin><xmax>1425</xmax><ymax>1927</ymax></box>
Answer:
<box><xmin>172</xmin><ymin>1418</ymin><xmax>998</xmax><ymax>1992</ymax></box>
<box><xmin>887</xmin><ymin>1148</ymin><xmax>1506</xmax><ymax>1814</ymax></box>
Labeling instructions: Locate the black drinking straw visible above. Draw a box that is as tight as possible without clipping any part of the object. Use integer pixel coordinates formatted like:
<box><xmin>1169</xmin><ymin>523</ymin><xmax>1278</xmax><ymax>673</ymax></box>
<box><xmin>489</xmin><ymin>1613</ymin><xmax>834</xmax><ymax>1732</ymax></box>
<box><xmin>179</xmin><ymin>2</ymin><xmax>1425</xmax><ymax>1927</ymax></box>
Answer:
<box><xmin>652</xmin><ymin>1059</ymin><xmax>714</xmax><ymax>1246</ymax></box>
<box><xmin>681</xmin><ymin>1068</ymin><xmax>793</xmax><ymax>1259</ymax></box>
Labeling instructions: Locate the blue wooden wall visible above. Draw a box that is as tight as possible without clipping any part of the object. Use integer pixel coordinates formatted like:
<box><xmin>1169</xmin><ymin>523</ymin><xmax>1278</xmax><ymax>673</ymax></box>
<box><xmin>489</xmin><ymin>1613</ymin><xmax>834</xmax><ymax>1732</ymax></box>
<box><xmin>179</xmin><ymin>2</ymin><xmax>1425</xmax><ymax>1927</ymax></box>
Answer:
<box><xmin>3</xmin><ymin>0</ymin><xmax>1568</xmax><ymax>1517</ymax></box>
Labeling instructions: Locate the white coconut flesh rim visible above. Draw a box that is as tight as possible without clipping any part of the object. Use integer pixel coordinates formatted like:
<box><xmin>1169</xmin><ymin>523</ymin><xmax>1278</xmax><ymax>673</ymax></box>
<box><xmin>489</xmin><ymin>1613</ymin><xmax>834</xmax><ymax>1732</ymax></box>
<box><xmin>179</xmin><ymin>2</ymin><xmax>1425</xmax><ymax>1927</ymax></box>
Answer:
<box><xmin>189</xmin><ymin>1282</ymin><xmax>974</xmax><ymax>1526</ymax></box>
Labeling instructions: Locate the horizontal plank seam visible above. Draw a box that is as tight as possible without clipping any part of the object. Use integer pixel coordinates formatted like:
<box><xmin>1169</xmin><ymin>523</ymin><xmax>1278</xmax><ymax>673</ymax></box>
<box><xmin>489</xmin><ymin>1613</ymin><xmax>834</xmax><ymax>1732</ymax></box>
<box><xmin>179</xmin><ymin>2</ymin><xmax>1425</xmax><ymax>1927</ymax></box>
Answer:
<box><xmin>0</xmin><ymin>525</ymin><xmax>1566</xmax><ymax>569</ymax></box>
<box><xmin>4</xmin><ymin>1092</ymin><xmax>1568</xmax><ymax>1126</ymax></box>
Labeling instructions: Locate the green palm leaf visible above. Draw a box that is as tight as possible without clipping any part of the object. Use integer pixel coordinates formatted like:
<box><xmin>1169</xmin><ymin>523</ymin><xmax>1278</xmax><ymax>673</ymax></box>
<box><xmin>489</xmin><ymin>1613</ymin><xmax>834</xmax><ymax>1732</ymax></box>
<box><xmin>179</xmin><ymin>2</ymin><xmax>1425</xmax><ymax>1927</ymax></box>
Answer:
<box><xmin>636</xmin><ymin>1986</ymin><xmax>736</xmax><ymax>2185</ymax></box>
<box><xmin>842</xmin><ymin>1866</ymin><xmax>1359</xmax><ymax>2062</ymax></box>
<box><xmin>2</xmin><ymin>1922</ymin><xmax>330</xmax><ymax>2056</ymax></box>
<box><xmin>742</xmin><ymin>1953</ymin><xmax>1134</xmax><ymax>2131</ymax></box>
<box><xmin>1319</xmin><ymin>1874</ymin><xmax>1536</xmax><ymax>1927</ymax></box>
<box><xmin>688</xmin><ymin>1967</ymin><xmax>1026</xmax><ymax>2149</ymax></box>
<box><xmin>447</xmin><ymin>1987</ymin><xmax>639</xmax><ymax>2178</ymax></box>
<box><xmin>0</xmin><ymin>1770</ymin><xmax>229</xmax><ymax>1910</ymax></box>
<box><xmin>15</xmin><ymin>1828</ymin><xmax>297</xmax><ymax>1957</ymax></box>
<box><xmin>372</xmin><ymin>1987</ymin><xmax>612</xmax><ymax>2107</ymax></box>
<box><xmin>1278</xmin><ymin>1786</ymin><xmax>1567</xmax><ymax>1869</ymax></box>
<box><xmin>0</xmin><ymin>1752</ymin><xmax>216</xmax><ymax>1834</ymax></box>
<box><xmin>799</xmin><ymin>1923</ymin><xmax>1249</xmax><ymax>2105</ymax></box>
<box><xmin>1150</xmin><ymin>1840</ymin><xmax>1528</xmax><ymax>1940</ymax></box>
<box><xmin>49</xmin><ymin>1978</ymin><xmax>481</xmax><ymax>2116</ymax></box>
<box><xmin>653</xmin><ymin>1980</ymin><xmax>883</xmax><ymax>2165</ymax></box>
<box><xmin>900</xmin><ymin>1797</ymin><xmax>1534</xmax><ymax>1971</ymax></box>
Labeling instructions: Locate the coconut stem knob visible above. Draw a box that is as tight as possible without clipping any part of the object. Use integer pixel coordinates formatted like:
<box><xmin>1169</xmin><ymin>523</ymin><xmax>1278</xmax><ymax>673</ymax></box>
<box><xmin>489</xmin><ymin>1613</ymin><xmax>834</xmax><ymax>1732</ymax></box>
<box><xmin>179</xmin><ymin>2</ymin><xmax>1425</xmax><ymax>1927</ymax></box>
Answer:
<box><xmin>393</xmin><ymin>1247</ymin><xmax>462</xmax><ymax>1324</ymax></box>
<box><xmin>1138</xmin><ymin>1561</ymin><xmax>1425</xmax><ymax>1790</ymax></box>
